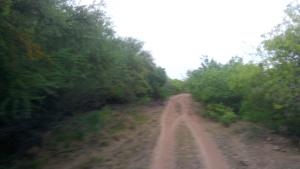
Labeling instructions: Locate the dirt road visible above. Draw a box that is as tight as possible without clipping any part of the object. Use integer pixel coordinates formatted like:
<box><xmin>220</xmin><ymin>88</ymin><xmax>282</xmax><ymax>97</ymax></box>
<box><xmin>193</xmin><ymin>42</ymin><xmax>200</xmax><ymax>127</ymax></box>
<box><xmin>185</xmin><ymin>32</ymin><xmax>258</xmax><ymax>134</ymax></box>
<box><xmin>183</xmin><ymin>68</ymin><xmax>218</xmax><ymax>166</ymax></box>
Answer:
<box><xmin>42</xmin><ymin>93</ymin><xmax>300</xmax><ymax>169</ymax></box>
<box><xmin>150</xmin><ymin>94</ymin><xmax>229</xmax><ymax>169</ymax></box>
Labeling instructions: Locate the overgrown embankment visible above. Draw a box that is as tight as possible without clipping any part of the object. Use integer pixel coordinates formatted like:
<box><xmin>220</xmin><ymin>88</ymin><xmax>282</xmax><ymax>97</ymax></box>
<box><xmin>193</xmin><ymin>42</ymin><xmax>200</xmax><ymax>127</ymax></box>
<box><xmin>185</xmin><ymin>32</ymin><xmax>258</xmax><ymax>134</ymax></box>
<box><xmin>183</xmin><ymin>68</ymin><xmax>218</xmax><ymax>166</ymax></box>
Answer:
<box><xmin>6</xmin><ymin>101</ymin><xmax>164</xmax><ymax>169</ymax></box>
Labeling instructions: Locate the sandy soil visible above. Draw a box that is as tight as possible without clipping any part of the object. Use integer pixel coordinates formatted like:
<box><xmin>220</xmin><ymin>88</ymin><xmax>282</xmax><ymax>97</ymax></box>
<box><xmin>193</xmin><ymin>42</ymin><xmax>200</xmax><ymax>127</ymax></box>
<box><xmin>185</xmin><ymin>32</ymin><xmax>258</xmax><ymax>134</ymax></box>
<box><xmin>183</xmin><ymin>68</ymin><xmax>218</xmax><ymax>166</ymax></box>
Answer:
<box><xmin>150</xmin><ymin>93</ymin><xmax>300</xmax><ymax>169</ymax></box>
<box><xmin>150</xmin><ymin>93</ymin><xmax>229</xmax><ymax>169</ymax></box>
<box><xmin>203</xmin><ymin>116</ymin><xmax>300</xmax><ymax>169</ymax></box>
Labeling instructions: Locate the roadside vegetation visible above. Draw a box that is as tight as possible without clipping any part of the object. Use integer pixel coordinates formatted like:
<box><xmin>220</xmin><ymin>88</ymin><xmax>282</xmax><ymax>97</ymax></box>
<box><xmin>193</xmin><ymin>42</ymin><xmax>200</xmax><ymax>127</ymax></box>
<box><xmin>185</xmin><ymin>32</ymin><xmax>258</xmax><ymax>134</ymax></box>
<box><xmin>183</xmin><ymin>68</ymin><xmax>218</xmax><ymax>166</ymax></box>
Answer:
<box><xmin>186</xmin><ymin>4</ymin><xmax>300</xmax><ymax>141</ymax></box>
<box><xmin>11</xmin><ymin>103</ymin><xmax>156</xmax><ymax>169</ymax></box>
<box><xmin>1</xmin><ymin>0</ymin><xmax>300</xmax><ymax>168</ymax></box>
<box><xmin>162</xmin><ymin>79</ymin><xmax>185</xmax><ymax>96</ymax></box>
<box><xmin>0</xmin><ymin>0</ymin><xmax>181</xmax><ymax>168</ymax></box>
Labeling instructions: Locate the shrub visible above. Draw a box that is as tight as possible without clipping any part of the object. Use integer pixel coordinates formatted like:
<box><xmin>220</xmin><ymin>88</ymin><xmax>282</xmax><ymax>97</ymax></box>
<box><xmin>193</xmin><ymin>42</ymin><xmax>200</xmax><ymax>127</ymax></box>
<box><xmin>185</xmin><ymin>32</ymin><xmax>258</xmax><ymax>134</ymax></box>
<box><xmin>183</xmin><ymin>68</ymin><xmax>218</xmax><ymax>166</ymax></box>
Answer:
<box><xmin>204</xmin><ymin>104</ymin><xmax>237</xmax><ymax>126</ymax></box>
<box><xmin>220</xmin><ymin>111</ymin><xmax>238</xmax><ymax>126</ymax></box>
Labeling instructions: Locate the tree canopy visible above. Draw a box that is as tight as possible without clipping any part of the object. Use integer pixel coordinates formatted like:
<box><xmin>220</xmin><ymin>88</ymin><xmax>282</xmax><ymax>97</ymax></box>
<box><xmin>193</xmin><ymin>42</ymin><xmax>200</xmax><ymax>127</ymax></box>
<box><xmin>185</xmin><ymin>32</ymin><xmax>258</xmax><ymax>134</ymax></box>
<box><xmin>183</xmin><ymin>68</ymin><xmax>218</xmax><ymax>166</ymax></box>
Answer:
<box><xmin>0</xmin><ymin>0</ymin><xmax>168</xmax><ymax>162</ymax></box>
<box><xmin>187</xmin><ymin>4</ymin><xmax>300</xmax><ymax>137</ymax></box>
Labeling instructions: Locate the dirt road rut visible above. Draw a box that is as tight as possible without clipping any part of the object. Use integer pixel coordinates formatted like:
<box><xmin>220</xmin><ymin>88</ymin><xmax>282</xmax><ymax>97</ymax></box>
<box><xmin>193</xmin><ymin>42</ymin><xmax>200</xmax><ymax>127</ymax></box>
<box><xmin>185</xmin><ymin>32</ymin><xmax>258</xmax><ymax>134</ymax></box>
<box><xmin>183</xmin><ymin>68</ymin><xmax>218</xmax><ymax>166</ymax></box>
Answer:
<box><xmin>150</xmin><ymin>94</ymin><xmax>229</xmax><ymax>169</ymax></box>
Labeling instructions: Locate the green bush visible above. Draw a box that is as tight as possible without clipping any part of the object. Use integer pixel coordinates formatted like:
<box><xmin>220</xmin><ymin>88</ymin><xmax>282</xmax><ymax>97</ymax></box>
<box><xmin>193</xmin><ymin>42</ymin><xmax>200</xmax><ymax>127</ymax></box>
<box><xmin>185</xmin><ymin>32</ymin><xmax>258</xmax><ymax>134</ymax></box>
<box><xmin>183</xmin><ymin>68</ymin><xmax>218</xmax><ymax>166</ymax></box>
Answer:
<box><xmin>206</xmin><ymin>111</ymin><xmax>220</xmax><ymax>120</ymax></box>
<box><xmin>220</xmin><ymin>111</ymin><xmax>238</xmax><ymax>126</ymax></box>
<box><xmin>204</xmin><ymin>104</ymin><xmax>237</xmax><ymax>126</ymax></box>
<box><xmin>186</xmin><ymin>3</ymin><xmax>300</xmax><ymax>138</ymax></box>
<box><xmin>49</xmin><ymin>107</ymin><xmax>113</xmax><ymax>147</ymax></box>
<box><xmin>0</xmin><ymin>0</ymin><xmax>169</xmax><ymax>164</ymax></box>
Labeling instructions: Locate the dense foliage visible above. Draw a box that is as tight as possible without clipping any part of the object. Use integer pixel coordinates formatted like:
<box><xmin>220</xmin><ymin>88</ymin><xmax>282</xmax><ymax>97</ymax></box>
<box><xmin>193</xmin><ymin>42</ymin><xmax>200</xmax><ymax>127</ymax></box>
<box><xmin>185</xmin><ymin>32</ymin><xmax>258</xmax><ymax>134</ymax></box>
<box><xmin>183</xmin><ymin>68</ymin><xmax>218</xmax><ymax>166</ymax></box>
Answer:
<box><xmin>203</xmin><ymin>104</ymin><xmax>237</xmax><ymax>126</ymax></box>
<box><xmin>0</xmin><ymin>0</ymin><xmax>167</xmax><ymax>163</ymax></box>
<box><xmin>162</xmin><ymin>79</ymin><xmax>185</xmax><ymax>96</ymax></box>
<box><xmin>187</xmin><ymin>4</ymin><xmax>300</xmax><ymax>137</ymax></box>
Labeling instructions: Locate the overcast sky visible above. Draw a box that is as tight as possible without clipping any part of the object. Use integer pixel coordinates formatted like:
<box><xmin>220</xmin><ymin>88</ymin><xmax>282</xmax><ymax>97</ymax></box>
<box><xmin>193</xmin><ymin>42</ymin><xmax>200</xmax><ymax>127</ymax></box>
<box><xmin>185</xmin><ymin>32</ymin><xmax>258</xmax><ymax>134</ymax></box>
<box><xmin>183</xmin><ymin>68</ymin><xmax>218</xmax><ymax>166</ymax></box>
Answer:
<box><xmin>80</xmin><ymin>0</ymin><xmax>293</xmax><ymax>79</ymax></box>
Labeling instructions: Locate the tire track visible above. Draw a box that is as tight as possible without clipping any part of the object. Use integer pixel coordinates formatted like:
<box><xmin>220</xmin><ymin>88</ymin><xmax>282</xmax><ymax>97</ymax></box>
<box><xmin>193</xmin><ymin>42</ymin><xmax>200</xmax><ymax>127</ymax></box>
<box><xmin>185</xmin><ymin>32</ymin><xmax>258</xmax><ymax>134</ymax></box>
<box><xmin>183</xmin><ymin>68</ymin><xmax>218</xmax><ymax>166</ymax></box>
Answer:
<box><xmin>150</xmin><ymin>94</ymin><xmax>229</xmax><ymax>169</ymax></box>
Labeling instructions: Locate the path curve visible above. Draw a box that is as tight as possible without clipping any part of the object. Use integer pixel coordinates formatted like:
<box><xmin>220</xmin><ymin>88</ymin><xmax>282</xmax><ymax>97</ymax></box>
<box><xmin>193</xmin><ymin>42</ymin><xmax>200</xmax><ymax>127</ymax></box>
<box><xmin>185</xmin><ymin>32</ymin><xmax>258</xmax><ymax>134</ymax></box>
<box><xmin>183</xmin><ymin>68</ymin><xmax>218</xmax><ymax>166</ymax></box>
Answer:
<box><xmin>150</xmin><ymin>94</ymin><xmax>230</xmax><ymax>169</ymax></box>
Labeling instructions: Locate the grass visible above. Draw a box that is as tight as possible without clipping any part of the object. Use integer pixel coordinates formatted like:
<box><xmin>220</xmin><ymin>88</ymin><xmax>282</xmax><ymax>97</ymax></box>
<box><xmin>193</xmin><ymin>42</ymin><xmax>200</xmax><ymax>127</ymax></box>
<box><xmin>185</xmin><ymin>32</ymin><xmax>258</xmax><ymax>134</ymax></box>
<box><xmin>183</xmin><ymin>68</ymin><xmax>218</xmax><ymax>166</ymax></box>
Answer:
<box><xmin>233</xmin><ymin>122</ymin><xmax>269</xmax><ymax>143</ymax></box>
<box><xmin>47</xmin><ymin>107</ymin><xmax>113</xmax><ymax>148</ymax></box>
<box><xmin>31</xmin><ymin>104</ymin><xmax>151</xmax><ymax>169</ymax></box>
<box><xmin>2</xmin><ymin>102</ymin><xmax>156</xmax><ymax>169</ymax></box>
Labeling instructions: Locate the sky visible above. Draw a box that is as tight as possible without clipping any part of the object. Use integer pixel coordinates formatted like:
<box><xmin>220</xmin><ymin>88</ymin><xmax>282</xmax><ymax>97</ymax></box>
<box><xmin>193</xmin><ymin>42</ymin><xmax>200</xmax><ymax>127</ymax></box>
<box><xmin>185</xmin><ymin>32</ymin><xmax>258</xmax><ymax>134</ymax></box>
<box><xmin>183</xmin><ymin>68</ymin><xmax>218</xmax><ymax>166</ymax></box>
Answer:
<box><xmin>80</xmin><ymin>0</ymin><xmax>294</xmax><ymax>79</ymax></box>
